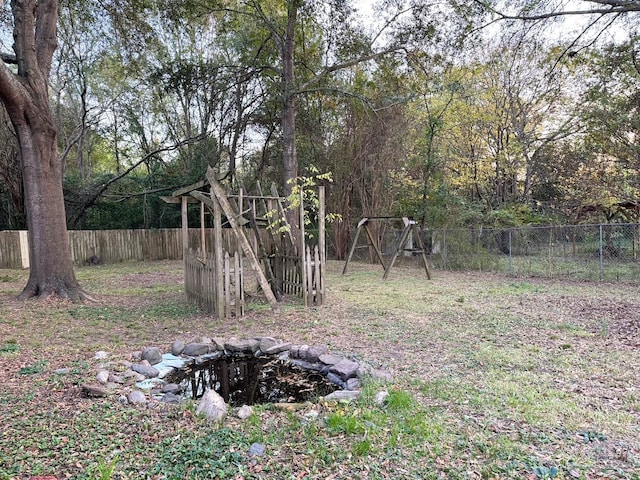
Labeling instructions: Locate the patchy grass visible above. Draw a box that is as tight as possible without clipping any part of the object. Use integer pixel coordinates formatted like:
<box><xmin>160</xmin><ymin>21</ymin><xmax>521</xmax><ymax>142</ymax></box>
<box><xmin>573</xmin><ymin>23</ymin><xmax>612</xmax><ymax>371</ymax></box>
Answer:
<box><xmin>0</xmin><ymin>260</ymin><xmax>639</xmax><ymax>479</ymax></box>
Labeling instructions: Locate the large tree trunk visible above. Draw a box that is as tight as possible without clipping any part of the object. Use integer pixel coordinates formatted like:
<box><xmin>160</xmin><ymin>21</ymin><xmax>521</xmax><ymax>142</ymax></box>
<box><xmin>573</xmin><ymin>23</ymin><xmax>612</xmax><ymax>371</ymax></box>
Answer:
<box><xmin>281</xmin><ymin>0</ymin><xmax>300</xmax><ymax>243</ymax></box>
<box><xmin>0</xmin><ymin>0</ymin><xmax>83</xmax><ymax>301</ymax></box>
<box><xmin>14</xmin><ymin>115</ymin><xmax>81</xmax><ymax>300</ymax></box>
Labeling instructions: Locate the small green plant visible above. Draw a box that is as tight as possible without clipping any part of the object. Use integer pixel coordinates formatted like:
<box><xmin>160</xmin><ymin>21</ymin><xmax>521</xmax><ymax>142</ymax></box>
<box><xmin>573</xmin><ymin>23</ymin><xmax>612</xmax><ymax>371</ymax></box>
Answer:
<box><xmin>578</xmin><ymin>430</ymin><xmax>607</xmax><ymax>443</ymax></box>
<box><xmin>326</xmin><ymin>411</ymin><xmax>364</xmax><ymax>435</ymax></box>
<box><xmin>18</xmin><ymin>360</ymin><xmax>47</xmax><ymax>375</ymax></box>
<box><xmin>352</xmin><ymin>438</ymin><xmax>372</xmax><ymax>456</ymax></box>
<box><xmin>532</xmin><ymin>465</ymin><xmax>558</xmax><ymax>479</ymax></box>
<box><xmin>0</xmin><ymin>341</ymin><xmax>19</xmax><ymax>354</ymax></box>
<box><xmin>87</xmin><ymin>455</ymin><xmax>119</xmax><ymax>480</ymax></box>
<box><xmin>385</xmin><ymin>389</ymin><xmax>415</xmax><ymax>412</ymax></box>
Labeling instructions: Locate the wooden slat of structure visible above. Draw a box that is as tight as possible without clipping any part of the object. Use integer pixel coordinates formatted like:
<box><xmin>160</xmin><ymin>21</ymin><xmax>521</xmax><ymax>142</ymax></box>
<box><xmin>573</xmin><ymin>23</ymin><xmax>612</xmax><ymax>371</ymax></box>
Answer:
<box><xmin>224</xmin><ymin>252</ymin><xmax>231</xmax><ymax>316</ymax></box>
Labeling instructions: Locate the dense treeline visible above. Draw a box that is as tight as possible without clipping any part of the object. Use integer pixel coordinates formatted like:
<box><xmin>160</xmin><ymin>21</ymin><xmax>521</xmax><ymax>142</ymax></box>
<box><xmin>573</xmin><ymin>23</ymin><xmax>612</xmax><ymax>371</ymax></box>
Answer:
<box><xmin>1</xmin><ymin>0</ymin><xmax>638</xmax><ymax>254</ymax></box>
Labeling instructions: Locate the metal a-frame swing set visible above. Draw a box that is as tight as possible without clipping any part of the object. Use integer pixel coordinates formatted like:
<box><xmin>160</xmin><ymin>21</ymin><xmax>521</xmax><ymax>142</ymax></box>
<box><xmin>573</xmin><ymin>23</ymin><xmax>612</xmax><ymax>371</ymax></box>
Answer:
<box><xmin>342</xmin><ymin>217</ymin><xmax>431</xmax><ymax>280</ymax></box>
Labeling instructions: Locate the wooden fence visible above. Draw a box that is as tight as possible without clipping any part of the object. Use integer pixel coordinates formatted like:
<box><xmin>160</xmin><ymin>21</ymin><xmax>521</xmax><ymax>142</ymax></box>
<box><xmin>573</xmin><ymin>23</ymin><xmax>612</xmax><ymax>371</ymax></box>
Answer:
<box><xmin>275</xmin><ymin>245</ymin><xmax>323</xmax><ymax>306</ymax></box>
<box><xmin>184</xmin><ymin>249</ymin><xmax>244</xmax><ymax>317</ymax></box>
<box><xmin>0</xmin><ymin>228</ymin><xmax>255</xmax><ymax>269</ymax></box>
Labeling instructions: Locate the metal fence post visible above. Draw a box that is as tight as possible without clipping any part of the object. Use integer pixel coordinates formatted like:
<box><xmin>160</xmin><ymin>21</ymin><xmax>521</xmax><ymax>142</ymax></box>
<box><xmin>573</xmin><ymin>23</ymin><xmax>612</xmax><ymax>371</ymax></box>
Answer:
<box><xmin>599</xmin><ymin>224</ymin><xmax>604</xmax><ymax>281</ymax></box>
<box><xmin>509</xmin><ymin>229</ymin><xmax>513</xmax><ymax>274</ymax></box>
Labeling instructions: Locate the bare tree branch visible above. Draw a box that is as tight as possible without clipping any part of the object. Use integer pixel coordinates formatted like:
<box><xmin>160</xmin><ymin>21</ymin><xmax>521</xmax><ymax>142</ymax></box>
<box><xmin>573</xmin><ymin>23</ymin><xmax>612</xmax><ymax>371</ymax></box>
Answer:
<box><xmin>472</xmin><ymin>0</ymin><xmax>640</xmax><ymax>21</ymax></box>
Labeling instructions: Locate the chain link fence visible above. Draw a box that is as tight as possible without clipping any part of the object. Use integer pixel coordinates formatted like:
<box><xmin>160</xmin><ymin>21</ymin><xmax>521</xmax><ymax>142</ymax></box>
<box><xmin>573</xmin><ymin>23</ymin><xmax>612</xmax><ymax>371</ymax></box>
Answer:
<box><xmin>428</xmin><ymin>224</ymin><xmax>640</xmax><ymax>281</ymax></box>
<box><xmin>343</xmin><ymin>223</ymin><xmax>640</xmax><ymax>282</ymax></box>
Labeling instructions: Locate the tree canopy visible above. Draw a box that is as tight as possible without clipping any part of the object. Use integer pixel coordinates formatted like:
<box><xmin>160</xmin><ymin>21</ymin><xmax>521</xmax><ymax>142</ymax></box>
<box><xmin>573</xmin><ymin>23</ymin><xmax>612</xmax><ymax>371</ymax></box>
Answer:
<box><xmin>1</xmin><ymin>0</ymin><xmax>639</xmax><ymax>274</ymax></box>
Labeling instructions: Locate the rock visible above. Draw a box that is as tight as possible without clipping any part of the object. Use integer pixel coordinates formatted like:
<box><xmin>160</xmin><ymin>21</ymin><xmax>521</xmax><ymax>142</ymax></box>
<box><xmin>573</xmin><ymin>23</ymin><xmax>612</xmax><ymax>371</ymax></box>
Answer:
<box><xmin>128</xmin><ymin>390</ymin><xmax>147</xmax><ymax>405</ymax></box>
<box><xmin>193</xmin><ymin>336</ymin><xmax>212</xmax><ymax>345</ymax></box>
<box><xmin>307</xmin><ymin>345</ymin><xmax>328</xmax><ymax>362</ymax></box>
<box><xmin>141</xmin><ymin>347</ymin><xmax>163</xmax><ymax>365</ymax></box>
<box><xmin>131</xmin><ymin>363</ymin><xmax>159</xmax><ymax>378</ymax></box>
<box><xmin>264</xmin><ymin>342</ymin><xmax>292</xmax><ymax>355</ymax></box>
<box><xmin>96</xmin><ymin>369</ymin><xmax>110</xmax><ymax>384</ymax></box>
<box><xmin>319</xmin><ymin>354</ymin><xmax>343</xmax><ymax>365</ymax></box>
<box><xmin>237</xmin><ymin>405</ymin><xmax>254</xmax><ymax>420</ymax></box>
<box><xmin>297</xmin><ymin>345</ymin><xmax>310</xmax><ymax>360</ymax></box>
<box><xmin>329</xmin><ymin>359</ymin><xmax>360</xmax><ymax>381</ymax></box>
<box><xmin>304</xmin><ymin>410</ymin><xmax>320</xmax><ymax>421</ymax></box>
<box><xmin>374</xmin><ymin>390</ymin><xmax>390</xmax><ymax>406</ymax></box>
<box><xmin>211</xmin><ymin>338</ymin><xmax>226</xmax><ymax>351</ymax></box>
<box><xmin>108</xmin><ymin>373</ymin><xmax>124</xmax><ymax>384</ymax></box>
<box><xmin>248</xmin><ymin>443</ymin><xmax>265</xmax><ymax>457</ymax></box>
<box><xmin>54</xmin><ymin>368</ymin><xmax>72</xmax><ymax>375</ymax></box>
<box><xmin>135</xmin><ymin>378</ymin><xmax>164</xmax><ymax>390</ymax></box>
<box><xmin>118</xmin><ymin>395</ymin><xmax>128</xmax><ymax>405</ymax></box>
<box><xmin>161</xmin><ymin>383</ymin><xmax>182</xmax><ymax>394</ymax></box>
<box><xmin>183</xmin><ymin>343</ymin><xmax>211</xmax><ymax>357</ymax></box>
<box><xmin>196</xmin><ymin>389</ymin><xmax>228</xmax><ymax>424</ymax></box>
<box><xmin>322</xmin><ymin>390</ymin><xmax>361</xmax><ymax>402</ymax></box>
<box><xmin>82</xmin><ymin>383</ymin><xmax>111</xmax><ymax>397</ymax></box>
<box><xmin>171</xmin><ymin>340</ymin><xmax>185</xmax><ymax>356</ymax></box>
<box><xmin>291</xmin><ymin>359</ymin><xmax>324</xmax><ymax>372</ymax></box>
<box><xmin>258</xmin><ymin>337</ymin><xmax>278</xmax><ymax>352</ymax></box>
<box><xmin>94</xmin><ymin>351</ymin><xmax>109</xmax><ymax>360</ymax></box>
<box><xmin>225</xmin><ymin>338</ymin><xmax>260</xmax><ymax>354</ymax></box>
<box><xmin>326</xmin><ymin>372</ymin><xmax>346</xmax><ymax>388</ymax></box>
<box><xmin>161</xmin><ymin>393</ymin><xmax>182</xmax><ymax>404</ymax></box>
<box><xmin>194</xmin><ymin>352</ymin><xmax>223</xmax><ymax>365</ymax></box>
<box><xmin>122</xmin><ymin>370</ymin><xmax>146</xmax><ymax>382</ymax></box>
<box><xmin>346</xmin><ymin>378</ymin><xmax>361</xmax><ymax>390</ymax></box>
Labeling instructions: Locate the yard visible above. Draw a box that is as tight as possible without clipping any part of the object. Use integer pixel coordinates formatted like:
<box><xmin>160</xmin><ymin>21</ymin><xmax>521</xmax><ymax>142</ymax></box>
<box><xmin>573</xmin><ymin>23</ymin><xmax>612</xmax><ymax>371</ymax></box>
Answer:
<box><xmin>1</xmin><ymin>260</ymin><xmax>639</xmax><ymax>479</ymax></box>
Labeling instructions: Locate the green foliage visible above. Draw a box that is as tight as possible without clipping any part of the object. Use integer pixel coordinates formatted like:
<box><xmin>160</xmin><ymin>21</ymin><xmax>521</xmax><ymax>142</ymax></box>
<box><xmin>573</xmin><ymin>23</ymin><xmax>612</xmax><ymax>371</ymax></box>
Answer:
<box><xmin>485</xmin><ymin>204</ymin><xmax>552</xmax><ymax>227</ymax></box>
<box><xmin>148</xmin><ymin>429</ymin><xmax>247</xmax><ymax>478</ymax></box>
<box><xmin>86</xmin><ymin>455</ymin><xmax>119</xmax><ymax>480</ymax></box>
<box><xmin>0</xmin><ymin>341</ymin><xmax>19</xmax><ymax>355</ymax></box>
<box><xmin>385</xmin><ymin>389</ymin><xmax>416</xmax><ymax>412</ymax></box>
<box><xmin>18</xmin><ymin>360</ymin><xmax>47</xmax><ymax>376</ymax></box>
<box><xmin>326</xmin><ymin>410</ymin><xmax>364</xmax><ymax>435</ymax></box>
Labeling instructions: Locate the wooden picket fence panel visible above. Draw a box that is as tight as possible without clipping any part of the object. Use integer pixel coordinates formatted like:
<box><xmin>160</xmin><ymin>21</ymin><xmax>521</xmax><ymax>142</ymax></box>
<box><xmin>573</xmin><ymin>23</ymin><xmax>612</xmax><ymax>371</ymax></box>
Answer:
<box><xmin>274</xmin><ymin>244</ymin><xmax>323</xmax><ymax>306</ymax></box>
<box><xmin>0</xmin><ymin>228</ymin><xmax>267</xmax><ymax>269</ymax></box>
<box><xmin>184</xmin><ymin>249</ymin><xmax>244</xmax><ymax>318</ymax></box>
<box><xmin>304</xmin><ymin>245</ymin><xmax>324</xmax><ymax>306</ymax></box>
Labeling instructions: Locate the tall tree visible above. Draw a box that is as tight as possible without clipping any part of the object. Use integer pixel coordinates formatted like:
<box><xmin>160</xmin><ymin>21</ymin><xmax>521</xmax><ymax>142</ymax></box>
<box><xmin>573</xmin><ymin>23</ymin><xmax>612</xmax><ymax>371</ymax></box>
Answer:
<box><xmin>0</xmin><ymin>0</ymin><xmax>86</xmax><ymax>300</ymax></box>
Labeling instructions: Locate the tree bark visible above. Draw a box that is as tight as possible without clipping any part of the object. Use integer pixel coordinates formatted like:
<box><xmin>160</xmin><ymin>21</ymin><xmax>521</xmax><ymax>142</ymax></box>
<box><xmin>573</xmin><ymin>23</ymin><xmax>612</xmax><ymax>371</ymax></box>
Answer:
<box><xmin>0</xmin><ymin>0</ymin><xmax>83</xmax><ymax>300</ymax></box>
<box><xmin>281</xmin><ymin>0</ymin><xmax>300</xmax><ymax>243</ymax></box>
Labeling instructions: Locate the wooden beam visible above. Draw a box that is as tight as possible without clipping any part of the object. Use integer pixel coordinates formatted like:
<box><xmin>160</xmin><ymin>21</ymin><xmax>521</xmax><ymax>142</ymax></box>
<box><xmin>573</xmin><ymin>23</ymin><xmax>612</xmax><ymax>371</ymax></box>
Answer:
<box><xmin>172</xmin><ymin>179</ymin><xmax>208</xmax><ymax>197</ymax></box>
<box><xmin>161</xmin><ymin>195</ymin><xmax>199</xmax><ymax>204</ymax></box>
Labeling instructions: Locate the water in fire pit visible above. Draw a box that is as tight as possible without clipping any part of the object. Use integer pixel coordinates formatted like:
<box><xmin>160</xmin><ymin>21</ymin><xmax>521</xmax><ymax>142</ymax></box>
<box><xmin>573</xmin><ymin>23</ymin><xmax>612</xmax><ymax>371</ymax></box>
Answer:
<box><xmin>164</xmin><ymin>354</ymin><xmax>339</xmax><ymax>406</ymax></box>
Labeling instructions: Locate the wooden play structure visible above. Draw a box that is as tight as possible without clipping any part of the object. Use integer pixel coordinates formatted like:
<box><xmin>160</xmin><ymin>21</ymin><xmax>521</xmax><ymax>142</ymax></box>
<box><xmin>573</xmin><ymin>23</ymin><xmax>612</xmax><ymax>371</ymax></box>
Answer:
<box><xmin>163</xmin><ymin>167</ymin><xmax>326</xmax><ymax>318</ymax></box>
<box><xmin>342</xmin><ymin>217</ymin><xmax>431</xmax><ymax>280</ymax></box>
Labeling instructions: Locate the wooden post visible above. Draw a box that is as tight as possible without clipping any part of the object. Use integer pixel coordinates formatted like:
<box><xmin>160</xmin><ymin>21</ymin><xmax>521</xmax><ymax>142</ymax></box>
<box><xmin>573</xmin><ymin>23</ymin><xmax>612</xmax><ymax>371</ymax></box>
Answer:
<box><xmin>300</xmin><ymin>188</ymin><xmax>307</xmax><ymax>306</ymax></box>
<box><xmin>318</xmin><ymin>186</ymin><xmax>326</xmax><ymax>302</ymax></box>
<box><xmin>383</xmin><ymin>220</ymin><xmax>412</xmax><ymax>280</ymax></box>
<box><xmin>224</xmin><ymin>252</ymin><xmax>231</xmax><ymax>318</ymax></box>
<box><xmin>200</xmin><ymin>200</ymin><xmax>206</xmax><ymax>254</ymax></box>
<box><xmin>181</xmin><ymin>196</ymin><xmax>189</xmax><ymax>300</ymax></box>
<box><xmin>213</xmin><ymin>189</ymin><xmax>225</xmax><ymax>319</ymax></box>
